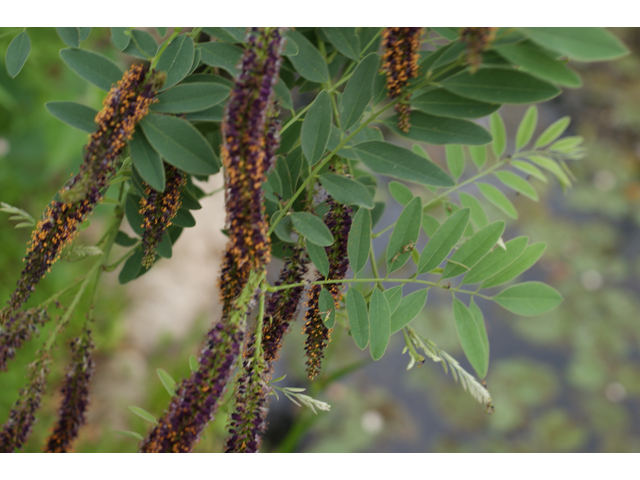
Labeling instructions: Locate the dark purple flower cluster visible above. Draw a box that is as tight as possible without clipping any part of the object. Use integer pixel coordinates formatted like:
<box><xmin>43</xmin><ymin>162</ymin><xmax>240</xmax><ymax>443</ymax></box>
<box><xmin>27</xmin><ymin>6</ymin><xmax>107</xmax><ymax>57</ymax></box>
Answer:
<box><xmin>460</xmin><ymin>27</ymin><xmax>498</xmax><ymax>72</ymax></box>
<box><xmin>381</xmin><ymin>27</ymin><xmax>423</xmax><ymax>132</ymax></box>
<box><xmin>0</xmin><ymin>354</ymin><xmax>49</xmax><ymax>452</ymax></box>
<box><xmin>225</xmin><ymin>245</ymin><xmax>308</xmax><ymax>453</ymax></box>
<box><xmin>220</xmin><ymin>27</ymin><xmax>286</xmax><ymax>300</ymax></box>
<box><xmin>139</xmin><ymin>165</ymin><xmax>186</xmax><ymax>268</ymax></box>
<box><xmin>139</xmin><ymin>320</ymin><xmax>243</xmax><ymax>453</ymax></box>
<box><xmin>304</xmin><ymin>198</ymin><xmax>353</xmax><ymax>380</ymax></box>
<box><xmin>7</xmin><ymin>64</ymin><xmax>158</xmax><ymax>313</ymax></box>
<box><xmin>0</xmin><ymin>307</ymin><xmax>48</xmax><ymax>371</ymax></box>
<box><xmin>44</xmin><ymin>330</ymin><xmax>95</xmax><ymax>453</ymax></box>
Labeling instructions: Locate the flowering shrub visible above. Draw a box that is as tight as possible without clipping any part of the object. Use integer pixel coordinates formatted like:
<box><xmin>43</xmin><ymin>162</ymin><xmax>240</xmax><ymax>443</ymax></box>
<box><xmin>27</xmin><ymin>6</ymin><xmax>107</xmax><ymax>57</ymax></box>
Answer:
<box><xmin>0</xmin><ymin>27</ymin><xmax>628</xmax><ymax>452</ymax></box>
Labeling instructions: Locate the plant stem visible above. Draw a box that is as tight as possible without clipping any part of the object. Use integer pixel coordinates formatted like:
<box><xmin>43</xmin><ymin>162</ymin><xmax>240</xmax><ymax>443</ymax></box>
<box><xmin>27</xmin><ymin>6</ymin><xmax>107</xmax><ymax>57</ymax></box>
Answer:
<box><xmin>268</xmin><ymin>276</ymin><xmax>489</xmax><ymax>299</ymax></box>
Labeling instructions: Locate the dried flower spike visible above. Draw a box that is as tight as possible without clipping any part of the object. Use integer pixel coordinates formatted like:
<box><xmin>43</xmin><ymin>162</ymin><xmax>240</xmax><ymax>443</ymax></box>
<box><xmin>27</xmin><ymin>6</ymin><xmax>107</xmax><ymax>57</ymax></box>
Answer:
<box><xmin>381</xmin><ymin>27</ymin><xmax>423</xmax><ymax>132</ymax></box>
<box><xmin>44</xmin><ymin>330</ymin><xmax>95</xmax><ymax>453</ymax></box>
<box><xmin>461</xmin><ymin>27</ymin><xmax>498</xmax><ymax>73</ymax></box>
<box><xmin>304</xmin><ymin>198</ymin><xmax>353</xmax><ymax>379</ymax></box>
<box><xmin>138</xmin><ymin>165</ymin><xmax>186</xmax><ymax>268</ymax></box>
<box><xmin>7</xmin><ymin>64</ymin><xmax>158</xmax><ymax>313</ymax></box>
<box><xmin>0</xmin><ymin>353</ymin><xmax>49</xmax><ymax>452</ymax></box>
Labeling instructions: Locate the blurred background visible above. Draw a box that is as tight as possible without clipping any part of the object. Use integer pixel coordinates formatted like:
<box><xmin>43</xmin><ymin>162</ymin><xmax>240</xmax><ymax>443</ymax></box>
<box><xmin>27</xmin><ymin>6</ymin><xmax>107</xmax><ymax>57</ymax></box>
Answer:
<box><xmin>1</xmin><ymin>27</ymin><xmax>639</xmax><ymax>453</ymax></box>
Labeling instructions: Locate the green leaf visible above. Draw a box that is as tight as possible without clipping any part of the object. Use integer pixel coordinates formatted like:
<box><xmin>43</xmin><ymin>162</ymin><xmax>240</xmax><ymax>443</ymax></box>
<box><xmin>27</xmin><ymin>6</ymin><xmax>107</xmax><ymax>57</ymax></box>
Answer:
<box><xmin>111</xmin><ymin>28</ymin><xmax>131</xmax><ymax>51</ymax></box>
<box><xmin>390</xmin><ymin>289</ymin><xmax>428</xmax><ymax>334</ymax></box>
<box><xmin>130</xmin><ymin>129</ymin><xmax>165</xmax><ymax>192</ymax></box>
<box><xmin>462</xmin><ymin>236</ymin><xmax>529</xmax><ymax>285</ymax></box>
<box><xmin>290</xmin><ymin>212</ymin><xmax>334</xmax><ymax>247</ymax></box>
<box><xmin>481</xmin><ymin>242</ymin><xmax>546</xmax><ymax>289</ymax></box>
<box><xmin>388</xmin><ymin>181</ymin><xmax>413</xmax><ymax>206</ymax></box>
<box><xmin>60</xmin><ymin>48</ymin><xmax>124</xmax><ymax>91</ymax></box>
<box><xmin>421</xmin><ymin>214</ymin><xmax>440</xmax><ymax>237</ymax></box>
<box><xmin>534</xmin><ymin>116</ymin><xmax>570</xmax><ymax>148</ymax></box>
<box><xmin>204</xmin><ymin>27</ymin><xmax>246</xmax><ymax>43</ymax></box>
<box><xmin>155</xmin><ymin>232</ymin><xmax>172</xmax><ymax>259</ymax></box>
<box><xmin>446</xmin><ymin>144</ymin><xmax>465</xmax><ymax>180</ymax></box>
<box><xmin>318</xmin><ymin>287</ymin><xmax>336</xmax><ymax>328</ymax></box>
<box><xmin>189</xmin><ymin>355</ymin><xmax>198</xmax><ymax>373</ymax></box>
<box><xmin>151</xmin><ymin>82</ymin><xmax>230</xmax><ymax>113</ymax></box>
<box><xmin>493</xmin><ymin>281</ymin><xmax>562</xmax><ymax>316</ymax></box>
<box><xmin>56</xmin><ymin>28</ymin><xmax>80</xmax><ymax>48</ymax></box>
<box><xmin>442</xmin><ymin>220</ymin><xmax>505</xmax><ymax>279</ymax></box>
<box><xmin>490</xmin><ymin>112</ymin><xmax>506</xmax><ymax>157</ymax></box>
<box><xmin>340</xmin><ymin>53</ymin><xmax>378</xmax><ymax>131</ymax></box>
<box><xmin>140</xmin><ymin>114</ymin><xmax>219</xmax><ymax>175</ymax></box>
<box><xmin>511</xmin><ymin>160</ymin><xmax>548</xmax><ymax>183</ymax></box>
<box><xmin>115</xmin><ymin>231</ymin><xmax>137</xmax><ymax>247</ymax></box>
<box><xmin>155</xmin><ymin>35</ymin><xmax>195</xmax><ymax>90</ymax></box>
<box><xmin>494</xmin><ymin>171</ymin><xmax>538</xmax><ymax>201</ymax></box>
<box><xmin>156</xmin><ymin>368</ymin><xmax>176</xmax><ymax>396</ymax></box>
<box><xmin>516</xmin><ymin>106</ymin><xmax>538</xmax><ymax>151</ymax></box>
<box><xmin>281</xmin><ymin>33</ymin><xmax>298</xmax><ymax>57</ymax></box>
<box><xmin>383</xmin><ymin>286</ymin><xmax>403</xmax><ymax>314</ymax></box>
<box><xmin>319</xmin><ymin>173</ymin><xmax>374</xmax><ymax>209</ymax></box>
<box><xmin>185</xmin><ymin>106</ymin><xmax>225</xmax><ymax>123</ymax></box>
<box><xmin>173</xmin><ymin>209</ymin><xmax>196</xmax><ymax>228</ymax></box>
<box><xmin>469</xmin><ymin>299</ymin><xmax>489</xmax><ymax>374</ymax></box>
<box><xmin>119</xmin><ymin>248</ymin><xmax>143</xmax><ymax>284</ymax></box>
<box><xmin>272</xmin><ymin>212</ymin><xmax>296</xmax><ymax>244</ymax></box>
<box><xmin>5</xmin><ymin>31</ymin><xmax>31</xmax><ymax>78</ymax></box>
<box><xmin>128</xmin><ymin>405</ymin><xmax>158</xmax><ymax>425</ymax></box>
<box><xmin>441</xmin><ymin>68</ymin><xmax>561</xmax><ymax>104</ymax></box>
<box><xmin>115</xmin><ymin>430</ymin><xmax>143</xmax><ymax>441</ymax></box>
<box><xmin>520</xmin><ymin>27</ymin><xmax>629</xmax><ymax>62</ymax></box>
<box><xmin>386</xmin><ymin>111</ymin><xmax>492</xmax><ymax>146</ymax></box>
<box><xmin>322</xmin><ymin>28</ymin><xmax>360</xmax><ymax>60</ymax></box>
<box><xmin>418</xmin><ymin>208</ymin><xmax>470</xmax><ymax>274</ymax></box>
<box><xmin>549</xmin><ymin>136</ymin><xmax>583</xmax><ymax>153</ymax></box>
<box><xmin>411</xmin><ymin>88</ymin><xmax>500</xmax><ymax>119</ymax></box>
<box><xmin>526</xmin><ymin>155</ymin><xmax>571</xmax><ymax>187</ymax></box>
<box><xmin>369</xmin><ymin>289</ymin><xmax>391</xmax><ymax>360</ymax></box>
<box><xmin>45</xmin><ymin>101</ymin><xmax>97</xmax><ymax>133</ymax></box>
<box><xmin>459</xmin><ymin>192</ymin><xmax>488</xmax><ymax>229</ymax></box>
<box><xmin>123</xmin><ymin>29</ymin><xmax>158</xmax><ymax>59</ymax></box>
<box><xmin>125</xmin><ymin>194</ymin><xmax>144</xmax><ymax>236</ymax></box>
<box><xmin>386</xmin><ymin>196</ymin><xmax>422</xmax><ymax>274</ymax></box>
<box><xmin>199</xmin><ymin>42</ymin><xmax>243</xmax><ymax>76</ymax></box>
<box><xmin>306</xmin><ymin>238</ymin><xmax>329</xmax><ymax>278</ymax></box>
<box><xmin>468</xmin><ymin>146</ymin><xmax>487</xmax><ymax>170</ymax></box>
<box><xmin>495</xmin><ymin>41</ymin><xmax>582</xmax><ymax>88</ymax></box>
<box><xmin>286</xmin><ymin>31</ymin><xmax>330</xmax><ymax>83</ymax></box>
<box><xmin>156</xmin><ymin>27</ymin><xmax>167</xmax><ymax>37</ymax></box>
<box><xmin>275</xmin><ymin>78</ymin><xmax>293</xmax><ymax>110</ymax></box>
<box><xmin>477</xmin><ymin>183</ymin><xmax>518</xmax><ymax>219</ymax></box>
<box><xmin>301</xmin><ymin>90</ymin><xmax>332</xmax><ymax>165</ymax></box>
<box><xmin>453</xmin><ymin>298</ymin><xmax>488</xmax><ymax>378</ymax></box>
<box><xmin>352</xmin><ymin>141</ymin><xmax>454</xmax><ymax>187</ymax></box>
<box><xmin>347</xmin><ymin>207</ymin><xmax>371</xmax><ymax>274</ymax></box>
<box><xmin>346</xmin><ymin>288</ymin><xmax>369</xmax><ymax>349</ymax></box>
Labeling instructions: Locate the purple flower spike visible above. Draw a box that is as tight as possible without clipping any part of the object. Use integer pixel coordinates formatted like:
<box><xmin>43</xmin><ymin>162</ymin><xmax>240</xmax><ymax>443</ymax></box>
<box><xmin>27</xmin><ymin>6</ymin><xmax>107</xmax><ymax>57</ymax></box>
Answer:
<box><xmin>139</xmin><ymin>320</ymin><xmax>243</xmax><ymax>453</ymax></box>
<box><xmin>0</xmin><ymin>354</ymin><xmax>49</xmax><ymax>452</ymax></box>
<box><xmin>225</xmin><ymin>245</ymin><xmax>308</xmax><ymax>453</ymax></box>
<box><xmin>0</xmin><ymin>307</ymin><xmax>48</xmax><ymax>371</ymax></box>
<box><xmin>44</xmin><ymin>330</ymin><xmax>95</xmax><ymax>453</ymax></box>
